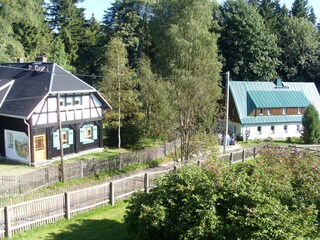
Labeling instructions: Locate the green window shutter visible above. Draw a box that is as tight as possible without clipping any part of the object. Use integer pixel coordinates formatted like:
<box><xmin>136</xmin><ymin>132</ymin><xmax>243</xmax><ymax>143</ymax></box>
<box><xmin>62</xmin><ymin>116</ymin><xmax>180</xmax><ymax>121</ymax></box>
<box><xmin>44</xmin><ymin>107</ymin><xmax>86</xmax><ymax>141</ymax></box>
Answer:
<box><xmin>68</xmin><ymin>129</ymin><xmax>74</xmax><ymax>145</ymax></box>
<box><xmin>93</xmin><ymin>126</ymin><xmax>98</xmax><ymax>140</ymax></box>
<box><xmin>80</xmin><ymin>128</ymin><xmax>85</xmax><ymax>142</ymax></box>
<box><xmin>53</xmin><ymin>131</ymin><xmax>59</xmax><ymax>148</ymax></box>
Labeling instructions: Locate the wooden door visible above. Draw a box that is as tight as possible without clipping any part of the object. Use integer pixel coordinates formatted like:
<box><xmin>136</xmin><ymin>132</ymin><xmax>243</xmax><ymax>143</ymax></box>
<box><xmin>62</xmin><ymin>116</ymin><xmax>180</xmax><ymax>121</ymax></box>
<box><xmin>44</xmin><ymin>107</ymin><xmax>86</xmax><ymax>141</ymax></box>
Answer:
<box><xmin>33</xmin><ymin>135</ymin><xmax>47</xmax><ymax>161</ymax></box>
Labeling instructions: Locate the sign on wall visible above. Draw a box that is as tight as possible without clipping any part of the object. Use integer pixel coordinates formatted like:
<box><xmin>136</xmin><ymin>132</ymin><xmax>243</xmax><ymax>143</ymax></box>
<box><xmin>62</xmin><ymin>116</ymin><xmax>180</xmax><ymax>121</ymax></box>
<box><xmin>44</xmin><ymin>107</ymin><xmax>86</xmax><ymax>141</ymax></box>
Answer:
<box><xmin>4</xmin><ymin>130</ymin><xmax>29</xmax><ymax>163</ymax></box>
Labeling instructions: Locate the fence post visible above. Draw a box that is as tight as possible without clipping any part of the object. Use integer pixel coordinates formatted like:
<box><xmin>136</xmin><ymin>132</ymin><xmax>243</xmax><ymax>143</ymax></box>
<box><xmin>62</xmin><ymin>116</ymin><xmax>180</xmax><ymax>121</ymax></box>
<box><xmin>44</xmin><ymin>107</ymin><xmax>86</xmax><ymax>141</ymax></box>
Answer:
<box><xmin>81</xmin><ymin>163</ymin><xmax>84</xmax><ymax>178</ymax></box>
<box><xmin>144</xmin><ymin>173</ymin><xmax>149</xmax><ymax>193</ymax></box>
<box><xmin>242</xmin><ymin>150</ymin><xmax>245</xmax><ymax>162</ymax></box>
<box><xmin>64</xmin><ymin>192</ymin><xmax>71</xmax><ymax>219</ymax></box>
<box><xmin>229</xmin><ymin>152</ymin><xmax>233</xmax><ymax>164</ymax></box>
<box><xmin>253</xmin><ymin>147</ymin><xmax>256</xmax><ymax>158</ymax></box>
<box><xmin>110</xmin><ymin>182</ymin><xmax>115</xmax><ymax>206</ymax></box>
<box><xmin>4</xmin><ymin>206</ymin><xmax>12</xmax><ymax>238</ymax></box>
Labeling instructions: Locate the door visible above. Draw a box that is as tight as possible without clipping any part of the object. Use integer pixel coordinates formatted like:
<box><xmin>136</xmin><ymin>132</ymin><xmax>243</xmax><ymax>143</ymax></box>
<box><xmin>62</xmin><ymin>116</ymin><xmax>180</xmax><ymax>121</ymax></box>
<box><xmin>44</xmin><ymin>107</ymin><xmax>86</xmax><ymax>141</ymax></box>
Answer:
<box><xmin>33</xmin><ymin>135</ymin><xmax>47</xmax><ymax>161</ymax></box>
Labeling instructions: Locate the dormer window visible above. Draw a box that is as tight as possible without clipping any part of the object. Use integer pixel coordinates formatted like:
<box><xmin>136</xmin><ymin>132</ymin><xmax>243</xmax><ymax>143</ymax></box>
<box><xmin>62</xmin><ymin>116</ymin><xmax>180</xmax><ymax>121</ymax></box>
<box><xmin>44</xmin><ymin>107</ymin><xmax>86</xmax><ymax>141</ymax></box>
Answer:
<box><xmin>259</xmin><ymin>109</ymin><xmax>264</xmax><ymax>115</ymax></box>
<box><xmin>298</xmin><ymin>107</ymin><xmax>302</xmax><ymax>115</ymax></box>
<box><xmin>282</xmin><ymin>108</ymin><xmax>287</xmax><ymax>115</ymax></box>
<box><xmin>267</xmin><ymin>108</ymin><xmax>271</xmax><ymax>115</ymax></box>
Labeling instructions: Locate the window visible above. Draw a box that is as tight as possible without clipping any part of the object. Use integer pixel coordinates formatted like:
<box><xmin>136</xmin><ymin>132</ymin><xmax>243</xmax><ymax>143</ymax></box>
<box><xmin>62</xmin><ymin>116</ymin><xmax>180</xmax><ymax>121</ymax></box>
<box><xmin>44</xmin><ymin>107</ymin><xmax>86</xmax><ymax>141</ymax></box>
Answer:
<box><xmin>59</xmin><ymin>100</ymin><xmax>64</xmax><ymax>107</ymax></box>
<box><xmin>66</xmin><ymin>97</ymin><xmax>73</xmax><ymax>106</ymax></box>
<box><xmin>267</xmin><ymin>109</ymin><xmax>271</xmax><ymax>115</ymax></box>
<box><xmin>284</xmin><ymin>125</ymin><xmax>288</xmax><ymax>133</ymax></box>
<box><xmin>85</xmin><ymin>127</ymin><xmax>92</xmax><ymax>140</ymax></box>
<box><xmin>259</xmin><ymin>109</ymin><xmax>264</xmax><ymax>116</ymax></box>
<box><xmin>297</xmin><ymin>125</ymin><xmax>301</xmax><ymax>132</ymax></box>
<box><xmin>53</xmin><ymin>128</ymin><xmax>74</xmax><ymax>149</ymax></box>
<box><xmin>282</xmin><ymin>108</ymin><xmax>287</xmax><ymax>115</ymax></box>
<box><xmin>298</xmin><ymin>107</ymin><xmax>302</xmax><ymax>115</ymax></box>
<box><xmin>74</xmin><ymin>97</ymin><xmax>81</xmax><ymax>106</ymax></box>
<box><xmin>80</xmin><ymin>124</ymin><xmax>98</xmax><ymax>144</ymax></box>
<box><xmin>62</xmin><ymin>131</ymin><xmax>68</xmax><ymax>145</ymax></box>
<box><xmin>257</xmin><ymin>126</ymin><xmax>262</xmax><ymax>134</ymax></box>
<box><xmin>34</xmin><ymin>136</ymin><xmax>45</xmax><ymax>151</ymax></box>
<box><xmin>271</xmin><ymin>126</ymin><xmax>275</xmax><ymax>134</ymax></box>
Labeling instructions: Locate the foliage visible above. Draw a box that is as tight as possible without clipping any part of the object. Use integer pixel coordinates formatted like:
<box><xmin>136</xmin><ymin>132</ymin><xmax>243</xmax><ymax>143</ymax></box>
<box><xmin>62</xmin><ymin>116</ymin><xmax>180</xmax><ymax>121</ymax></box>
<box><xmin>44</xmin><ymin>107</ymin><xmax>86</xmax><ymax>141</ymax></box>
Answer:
<box><xmin>219</xmin><ymin>0</ymin><xmax>279</xmax><ymax>81</ymax></box>
<box><xmin>302</xmin><ymin>104</ymin><xmax>320</xmax><ymax>144</ymax></box>
<box><xmin>151</xmin><ymin>0</ymin><xmax>222</xmax><ymax>160</ymax></box>
<box><xmin>124</xmin><ymin>166</ymin><xmax>219</xmax><ymax>240</ymax></box>
<box><xmin>277</xmin><ymin>16</ymin><xmax>320</xmax><ymax>82</ymax></box>
<box><xmin>125</xmin><ymin>146</ymin><xmax>320</xmax><ymax>239</ymax></box>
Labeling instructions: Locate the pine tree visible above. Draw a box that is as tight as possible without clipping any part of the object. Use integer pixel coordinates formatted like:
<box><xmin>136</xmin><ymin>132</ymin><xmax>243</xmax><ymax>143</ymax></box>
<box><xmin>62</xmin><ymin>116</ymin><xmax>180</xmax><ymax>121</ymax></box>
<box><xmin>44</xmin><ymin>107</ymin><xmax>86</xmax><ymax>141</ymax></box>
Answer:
<box><xmin>219</xmin><ymin>0</ymin><xmax>279</xmax><ymax>81</ymax></box>
<box><xmin>46</xmin><ymin>0</ymin><xmax>86</xmax><ymax>65</ymax></box>
<box><xmin>302</xmin><ymin>104</ymin><xmax>320</xmax><ymax>144</ymax></box>
<box><xmin>291</xmin><ymin>0</ymin><xmax>309</xmax><ymax>19</ymax></box>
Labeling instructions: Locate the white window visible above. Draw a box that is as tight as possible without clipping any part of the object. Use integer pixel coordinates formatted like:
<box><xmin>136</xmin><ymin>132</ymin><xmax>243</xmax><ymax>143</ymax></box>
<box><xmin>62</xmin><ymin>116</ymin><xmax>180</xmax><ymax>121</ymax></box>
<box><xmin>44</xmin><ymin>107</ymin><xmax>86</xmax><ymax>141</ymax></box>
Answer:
<box><xmin>259</xmin><ymin>109</ymin><xmax>264</xmax><ymax>116</ymax></box>
<box><xmin>283</xmin><ymin>108</ymin><xmax>287</xmax><ymax>115</ymax></box>
<box><xmin>66</xmin><ymin>97</ymin><xmax>73</xmax><ymax>106</ymax></box>
<box><xmin>74</xmin><ymin>96</ymin><xmax>81</xmax><ymax>106</ymax></box>
<box><xmin>298</xmin><ymin>107</ymin><xmax>302</xmax><ymax>115</ymax></box>
<box><xmin>85</xmin><ymin>127</ymin><xmax>92</xmax><ymax>140</ymax></box>
<box><xmin>296</xmin><ymin>125</ymin><xmax>301</xmax><ymax>132</ymax></box>
<box><xmin>284</xmin><ymin>125</ymin><xmax>288</xmax><ymax>133</ymax></box>
<box><xmin>267</xmin><ymin>109</ymin><xmax>271</xmax><ymax>115</ymax></box>
<box><xmin>257</xmin><ymin>126</ymin><xmax>262</xmax><ymax>134</ymax></box>
<box><xmin>271</xmin><ymin>126</ymin><xmax>275</xmax><ymax>134</ymax></box>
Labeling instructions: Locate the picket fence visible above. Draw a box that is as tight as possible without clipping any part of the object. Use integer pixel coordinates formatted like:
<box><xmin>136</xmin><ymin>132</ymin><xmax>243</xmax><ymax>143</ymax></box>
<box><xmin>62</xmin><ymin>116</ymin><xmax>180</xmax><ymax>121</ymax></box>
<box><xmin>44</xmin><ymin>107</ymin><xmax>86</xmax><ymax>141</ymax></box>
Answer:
<box><xmin>0</xmin><ymin>141</ymin><xmax>179</xmax><ymax>199</ymax></box>
<box><xmin>0</xmin><ymin>146</ymin><xmax>259</xmax><ymax>239</ymax></box>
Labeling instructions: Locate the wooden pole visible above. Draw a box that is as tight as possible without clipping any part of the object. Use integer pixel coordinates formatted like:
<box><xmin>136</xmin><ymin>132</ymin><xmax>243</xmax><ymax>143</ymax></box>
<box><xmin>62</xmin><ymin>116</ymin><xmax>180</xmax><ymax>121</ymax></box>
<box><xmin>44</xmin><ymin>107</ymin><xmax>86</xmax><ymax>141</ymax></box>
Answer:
<box><xmin>57</xmin><ymin>93</ymin><xmax>65</xmax><ymax>183</ymax></box>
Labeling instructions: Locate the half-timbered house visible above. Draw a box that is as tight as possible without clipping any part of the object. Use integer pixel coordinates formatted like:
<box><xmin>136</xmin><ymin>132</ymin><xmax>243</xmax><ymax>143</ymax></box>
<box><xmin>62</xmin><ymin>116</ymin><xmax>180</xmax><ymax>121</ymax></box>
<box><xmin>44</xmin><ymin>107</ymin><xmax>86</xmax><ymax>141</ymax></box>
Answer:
<box><xmin>0</xmin><ymin>58</ymin><xmax>111</xmax><ymax>165</ymax></box>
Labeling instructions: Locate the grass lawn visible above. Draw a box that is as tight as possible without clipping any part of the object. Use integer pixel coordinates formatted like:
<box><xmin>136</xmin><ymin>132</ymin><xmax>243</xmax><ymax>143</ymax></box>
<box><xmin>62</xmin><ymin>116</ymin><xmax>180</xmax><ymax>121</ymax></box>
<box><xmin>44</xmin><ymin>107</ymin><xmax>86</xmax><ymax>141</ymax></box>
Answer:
<box><xmin>11</xmin><ymin>201</ymin><xmax>138</xmax><ymax>240</ymax></box>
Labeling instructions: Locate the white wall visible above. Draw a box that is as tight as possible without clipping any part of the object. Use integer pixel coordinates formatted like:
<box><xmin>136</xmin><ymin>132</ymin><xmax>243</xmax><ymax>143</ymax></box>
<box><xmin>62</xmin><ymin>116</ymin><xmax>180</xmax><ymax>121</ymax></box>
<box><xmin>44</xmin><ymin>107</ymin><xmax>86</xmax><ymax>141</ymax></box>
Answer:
<box><xmin>31</xmin><ymin>95</ymin><xmax>103</xmax><ymax>126</ymax></box>
<box><xmin>237</xmin><ymin>124</ymin><xmax>302</xmax><ymax>140</ymax></box>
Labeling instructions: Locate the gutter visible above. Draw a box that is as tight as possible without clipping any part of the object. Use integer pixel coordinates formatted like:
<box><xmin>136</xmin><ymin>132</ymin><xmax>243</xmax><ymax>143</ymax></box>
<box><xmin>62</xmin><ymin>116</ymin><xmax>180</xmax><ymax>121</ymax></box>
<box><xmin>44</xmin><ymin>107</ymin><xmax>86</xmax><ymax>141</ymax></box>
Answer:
<box><xmin>24</xmin><ymin>119</ymin><xmax>32</xmax><ymax>166</ymax></box>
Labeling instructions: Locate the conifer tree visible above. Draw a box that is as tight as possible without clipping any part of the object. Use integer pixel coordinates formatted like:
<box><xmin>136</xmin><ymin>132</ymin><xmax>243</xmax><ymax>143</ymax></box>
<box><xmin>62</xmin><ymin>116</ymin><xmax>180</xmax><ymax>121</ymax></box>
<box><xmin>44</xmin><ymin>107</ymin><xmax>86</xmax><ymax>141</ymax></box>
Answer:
<box><xmin>302</xmin><ymin>104</ymin><xmax>320</xmax><ymax>144</ymax></box>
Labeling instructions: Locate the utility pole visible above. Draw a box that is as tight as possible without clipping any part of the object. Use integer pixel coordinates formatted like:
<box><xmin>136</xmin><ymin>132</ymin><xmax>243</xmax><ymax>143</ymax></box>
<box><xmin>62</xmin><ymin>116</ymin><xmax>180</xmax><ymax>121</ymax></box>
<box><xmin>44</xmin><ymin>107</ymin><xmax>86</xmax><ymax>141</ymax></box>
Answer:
<box><xmin>57</xmin><ymin>92</ymin><xmax>65</xmax><ymax>183</ymax></box>
<box><xmin>223</xmin><ymin>71</ymin><xmax>230</xmax><ymax>154</ymax></box>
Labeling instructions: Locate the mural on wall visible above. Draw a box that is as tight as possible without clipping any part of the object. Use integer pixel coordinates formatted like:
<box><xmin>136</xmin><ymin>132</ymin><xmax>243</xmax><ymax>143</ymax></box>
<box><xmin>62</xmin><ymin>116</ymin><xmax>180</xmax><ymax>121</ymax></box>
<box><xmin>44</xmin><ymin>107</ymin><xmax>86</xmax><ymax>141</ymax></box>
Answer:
<box><xmin>4</xmin><ymin>129</ymin><xmax>29</xmax><ymax>163</ymax></box>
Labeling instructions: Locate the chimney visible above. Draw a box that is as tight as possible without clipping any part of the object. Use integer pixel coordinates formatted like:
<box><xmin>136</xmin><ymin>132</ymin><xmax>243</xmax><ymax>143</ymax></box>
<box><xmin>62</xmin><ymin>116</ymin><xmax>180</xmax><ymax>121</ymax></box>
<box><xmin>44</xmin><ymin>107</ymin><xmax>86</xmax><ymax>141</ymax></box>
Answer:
<box><xmin>35</xmin><ymin>56</ymin><xmax>48</xmax><ymax>63</ymax></box>
<box><xmin>17</xmin><ymin>57</ymin><xmax>24</xmax><ymax>63</ymax></box>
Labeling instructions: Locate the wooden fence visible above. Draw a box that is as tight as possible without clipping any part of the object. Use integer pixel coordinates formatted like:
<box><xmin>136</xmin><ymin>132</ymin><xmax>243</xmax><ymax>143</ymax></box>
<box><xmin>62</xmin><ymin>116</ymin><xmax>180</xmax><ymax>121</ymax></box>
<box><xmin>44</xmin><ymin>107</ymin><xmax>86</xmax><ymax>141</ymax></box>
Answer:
<box><xmin>0</xmin><ymin>169</ymin><xmax>171</xmax><ymax>238</ymax></box>
<box><xmin>0</xmin><ymin>146</ymin><xmax>260</xmax><ymax>239</ymax></box>
<box><xmin>0</xmin><ymin>141</ymin><xmax>179</xmax><ymax>199</ymax></box>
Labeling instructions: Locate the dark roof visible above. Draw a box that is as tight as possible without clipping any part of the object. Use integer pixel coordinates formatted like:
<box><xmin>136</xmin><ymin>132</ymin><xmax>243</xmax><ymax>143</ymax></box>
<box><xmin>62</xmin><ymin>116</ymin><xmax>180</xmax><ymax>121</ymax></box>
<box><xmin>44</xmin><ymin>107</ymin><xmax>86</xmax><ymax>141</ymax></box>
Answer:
<box><xmin>0</xmin><ymin>62</ymin><xmax>109</xmax><ymax>119</ymax></box>
<box><xmin>51</xmin><ymin>65</ymin><xmax>95</xmax><ymax>93</ymax></box>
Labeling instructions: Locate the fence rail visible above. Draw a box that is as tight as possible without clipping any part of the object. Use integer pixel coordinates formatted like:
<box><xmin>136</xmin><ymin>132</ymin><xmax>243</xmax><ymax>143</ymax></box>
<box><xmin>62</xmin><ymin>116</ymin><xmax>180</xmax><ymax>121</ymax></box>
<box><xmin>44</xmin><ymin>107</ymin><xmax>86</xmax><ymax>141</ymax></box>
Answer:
<box><xmin>0</xmin><ymin>141</ymin><xmax>179</xmax><ymax>199</ymax></box>
<box><xmin>0</xmin><ymin>146</ymin><xmax>259</xmax><ymax>239</ymax></box>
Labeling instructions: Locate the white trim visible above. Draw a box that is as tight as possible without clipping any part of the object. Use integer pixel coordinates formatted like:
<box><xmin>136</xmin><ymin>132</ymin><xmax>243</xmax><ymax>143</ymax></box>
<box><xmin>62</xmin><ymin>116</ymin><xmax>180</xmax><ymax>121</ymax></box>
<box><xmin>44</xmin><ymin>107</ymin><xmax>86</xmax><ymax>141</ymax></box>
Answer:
<box><xmin>0</xmin><ymin>80</ymin><xmax>14</xmax><ymax>108</ymax></box>
<box><xmin>48</xmin><ymin>63</ymin><xmax>56</xmax><ymax>92</ymax></box>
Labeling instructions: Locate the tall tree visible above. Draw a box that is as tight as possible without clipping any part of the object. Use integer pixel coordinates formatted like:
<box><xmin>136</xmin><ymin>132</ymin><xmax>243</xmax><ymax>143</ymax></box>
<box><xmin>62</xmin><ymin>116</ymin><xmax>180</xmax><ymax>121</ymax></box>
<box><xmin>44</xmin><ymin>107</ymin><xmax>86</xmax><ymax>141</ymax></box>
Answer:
<box><xmin>100</xmin><ymin>37</ymin><xmax>139</xmax><ymax>148</ymax></box>
<box><xmin>151</xmin><ymin>0</ymin><xmax>222</xmax><ymax>160</ymax></box>
<box><xmin>137</xmin><ymin>56</ymin><xmax>173</xmax><ymax>141</ymax></box>
<box><xmin>103</xmin><ymin>0</ymin><xmax>153</xmax><ymax>69</ymax></box>
<box><xmin>302</xmin><ymin>104</ymin><xmax>320</xmax><ymax>144</ymax></box>
<box><xmin>277</xmin><ymin>16</ymin><xmax>320</xmax><ymax>81</ymax></box>
<box><xmin>46</xmin><ymin>0</ymin><xmax>86</xmax><ymax>65</ymax></box>
<box><xmin>291</xmin><ymin>0</ymin><xmax>309</xmax><ymax>19</ymax></box>
<box><xmin>75</xmin><ymin>16</ymin><xmax>105</xmax><ymax>85</ymax></box>
<box><xmin>219</xmin><ymin>0</ymin><xmax>279</xmax><ymax>81</ymax></box>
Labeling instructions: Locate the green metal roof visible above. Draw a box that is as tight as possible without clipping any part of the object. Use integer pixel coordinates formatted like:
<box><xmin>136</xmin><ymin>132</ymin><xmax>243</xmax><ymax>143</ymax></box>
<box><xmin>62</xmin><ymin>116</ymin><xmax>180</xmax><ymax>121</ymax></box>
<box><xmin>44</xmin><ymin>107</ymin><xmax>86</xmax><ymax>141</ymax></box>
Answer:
<box><xmin>229</xmin><ymin>81</ymin><xmax>320</xmax><ymax>125</ymax></box>
<box><xmin>241</xmin><ymin>115</ymin><xmax>303</xmax><ymax>125</ymax></box>
<box><xmin>248</xmin><ymin>90</ymin><xmax>309</xmax><ymax>108</ymax></box>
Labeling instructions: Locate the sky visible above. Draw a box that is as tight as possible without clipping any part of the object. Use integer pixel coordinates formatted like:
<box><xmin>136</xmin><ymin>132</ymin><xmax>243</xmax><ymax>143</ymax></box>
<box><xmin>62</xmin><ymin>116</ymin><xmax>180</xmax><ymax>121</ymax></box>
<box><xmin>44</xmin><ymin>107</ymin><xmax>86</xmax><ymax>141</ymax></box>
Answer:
<box><xmin>77</xmin><ymin>0</ymin><xmax>319</xmax><ymax>23</ymax></box>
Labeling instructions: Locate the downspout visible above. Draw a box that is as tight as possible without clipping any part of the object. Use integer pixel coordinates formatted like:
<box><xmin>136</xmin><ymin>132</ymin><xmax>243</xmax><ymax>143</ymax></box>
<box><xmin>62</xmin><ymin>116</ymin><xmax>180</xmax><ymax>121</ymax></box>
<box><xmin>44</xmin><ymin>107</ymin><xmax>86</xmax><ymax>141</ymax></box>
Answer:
<box><xmin>24</xmin><ymin>119</ymin><xmax>31</xmax><ymax>166</ymax></box>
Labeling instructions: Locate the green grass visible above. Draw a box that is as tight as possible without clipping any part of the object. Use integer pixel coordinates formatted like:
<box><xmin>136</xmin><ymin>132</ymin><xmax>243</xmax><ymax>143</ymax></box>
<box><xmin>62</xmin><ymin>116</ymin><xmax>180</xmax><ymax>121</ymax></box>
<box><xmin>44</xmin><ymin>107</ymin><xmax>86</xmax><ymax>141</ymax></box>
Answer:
<box><xmin>11</xmin><ymin>201</ymin><xmax>137</xmax><ymax>240</ymax></box>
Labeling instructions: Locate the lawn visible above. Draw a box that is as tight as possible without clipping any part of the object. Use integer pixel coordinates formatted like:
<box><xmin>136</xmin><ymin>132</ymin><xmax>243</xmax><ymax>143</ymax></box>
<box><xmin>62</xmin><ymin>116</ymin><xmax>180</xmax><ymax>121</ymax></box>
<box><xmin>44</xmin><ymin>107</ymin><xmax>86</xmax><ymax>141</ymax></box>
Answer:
<box><xmin>11</xmin><ymin>201</ymin><xmax>137</xmax><ymax>240</ymax></box>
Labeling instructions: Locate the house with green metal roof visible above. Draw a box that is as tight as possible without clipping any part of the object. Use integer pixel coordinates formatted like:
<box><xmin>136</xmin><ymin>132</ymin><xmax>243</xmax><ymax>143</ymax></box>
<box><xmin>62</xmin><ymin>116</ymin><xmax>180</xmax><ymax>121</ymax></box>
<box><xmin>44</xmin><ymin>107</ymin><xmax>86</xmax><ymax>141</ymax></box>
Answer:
<box><xmin>228</xmin><ymin>79</ymin><xmax>320</xmax><ymax>140</ymax></box>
